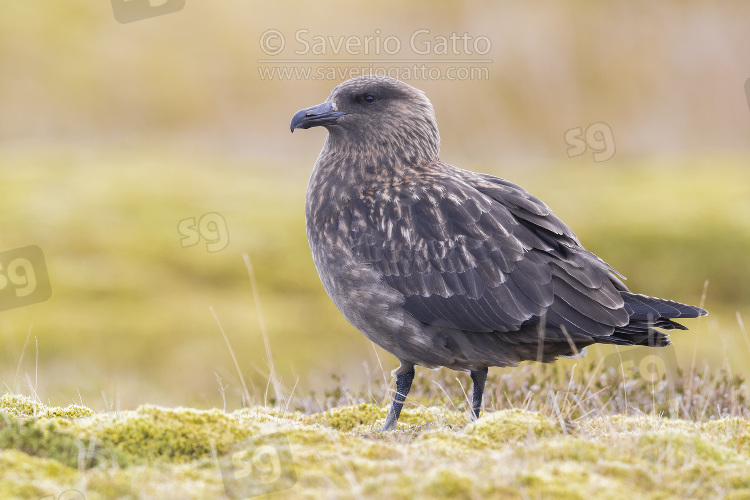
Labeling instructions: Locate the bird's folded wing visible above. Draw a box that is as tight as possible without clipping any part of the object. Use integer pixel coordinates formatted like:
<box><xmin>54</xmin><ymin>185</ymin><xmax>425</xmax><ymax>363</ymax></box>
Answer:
<box><xmin>341</xmin><ymin>167</ymin><xmax>630</xmax><ymax>338</ymax></box>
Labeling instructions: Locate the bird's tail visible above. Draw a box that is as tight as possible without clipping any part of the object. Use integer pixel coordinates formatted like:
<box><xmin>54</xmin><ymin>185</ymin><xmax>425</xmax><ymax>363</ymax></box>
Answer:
<box><xmin>607</xmin><ymin>292</ymin><xmax>707</xmax><ymax>346</ymax></box>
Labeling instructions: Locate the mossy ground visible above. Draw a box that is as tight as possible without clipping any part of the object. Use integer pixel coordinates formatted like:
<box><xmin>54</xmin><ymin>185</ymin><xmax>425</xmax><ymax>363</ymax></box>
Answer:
<box><xmin>3</xmin><ymin>393</ymin><xmax>750</xmax><ymax>499</ymax></box>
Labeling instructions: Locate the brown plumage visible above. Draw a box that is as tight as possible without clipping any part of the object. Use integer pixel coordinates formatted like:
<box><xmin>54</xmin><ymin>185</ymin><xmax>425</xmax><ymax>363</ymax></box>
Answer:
<box><xmin>290</xmin><ymin>76</ymin><xmax>707</xmax><ymax>430</ymax></box>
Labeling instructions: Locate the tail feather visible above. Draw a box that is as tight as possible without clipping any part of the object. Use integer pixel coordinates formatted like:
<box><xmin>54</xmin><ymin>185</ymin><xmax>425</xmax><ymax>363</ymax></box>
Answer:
<box><xmin>622</xmin><ymin>292</ymin><xmax>707</xmax><ymax>319</ymax></box>
<box><xmin>610</xmin><ymin>292</ymin><xmax>707</xmax><ymax>347</ymax></box>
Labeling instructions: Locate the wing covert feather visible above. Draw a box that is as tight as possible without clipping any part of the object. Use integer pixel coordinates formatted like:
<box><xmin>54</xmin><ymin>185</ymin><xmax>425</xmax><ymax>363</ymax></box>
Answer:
<box><xmin>336</xmin><ymin>166</ymin><xmax>629</xmax><ymax>336</ymax></box>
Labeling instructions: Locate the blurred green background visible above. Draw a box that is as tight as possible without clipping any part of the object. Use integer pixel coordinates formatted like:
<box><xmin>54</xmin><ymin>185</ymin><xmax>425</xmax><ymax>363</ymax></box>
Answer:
<box><xmin>0</xmin><ymin>1</ymin><xmax>748</xmax><ymax>411</ymax></box>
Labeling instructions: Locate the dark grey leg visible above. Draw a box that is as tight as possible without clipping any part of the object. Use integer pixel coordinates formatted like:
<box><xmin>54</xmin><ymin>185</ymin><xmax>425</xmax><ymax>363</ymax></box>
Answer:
<box><xmin>470</xmin><ymin>367</ymin><xmax>488</xmax><ymax>419</ymax></box>
<box><xmin>382</xmin><ymin>367</ymin><xmax>415</xmax><ymax>431</ymax></box>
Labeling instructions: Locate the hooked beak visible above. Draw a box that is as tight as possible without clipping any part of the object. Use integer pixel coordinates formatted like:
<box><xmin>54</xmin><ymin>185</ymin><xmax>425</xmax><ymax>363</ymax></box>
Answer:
<box><xmin>290</xmin><ymin>102</ymin><xmax>347</xmax><ymax>132</ymax></box>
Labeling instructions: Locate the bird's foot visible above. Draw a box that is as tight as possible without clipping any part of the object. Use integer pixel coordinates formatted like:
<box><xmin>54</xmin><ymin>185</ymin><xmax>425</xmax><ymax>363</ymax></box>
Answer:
<box><xmin>380</xmin><ymin>366</ymin><xmax>415</xmax><ymax>431</ymax></box>
<box><xmin>470</xmin><ymin>367</ymin><xmax>488</xmax><ymax>421</ymax></box>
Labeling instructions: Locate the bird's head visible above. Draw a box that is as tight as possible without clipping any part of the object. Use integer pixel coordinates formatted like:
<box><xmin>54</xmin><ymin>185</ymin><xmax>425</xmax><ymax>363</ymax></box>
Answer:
<box><xmin>291</xmin><ymin>76</ymin><xmax>440</xmax><ymax>165</ymax></box>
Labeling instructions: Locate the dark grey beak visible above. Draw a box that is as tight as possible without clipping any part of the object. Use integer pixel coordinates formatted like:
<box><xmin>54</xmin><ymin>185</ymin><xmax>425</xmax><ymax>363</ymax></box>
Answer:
<box><xmin>290</xmin><ymin>102</ymin><xmax>347</xmax><ymax>132</ymax></box>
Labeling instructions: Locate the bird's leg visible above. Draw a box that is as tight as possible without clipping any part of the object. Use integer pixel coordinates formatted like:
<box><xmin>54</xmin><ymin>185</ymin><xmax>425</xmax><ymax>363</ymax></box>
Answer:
<box><xmin>470</xmin><ymin>367</ymin><xmax>488</xmax><ymax>420</ymax></box>
<box><xmin>382</xmin><ymin>365</ymin><xmax>415</xmax><ymax>431</ymax></box>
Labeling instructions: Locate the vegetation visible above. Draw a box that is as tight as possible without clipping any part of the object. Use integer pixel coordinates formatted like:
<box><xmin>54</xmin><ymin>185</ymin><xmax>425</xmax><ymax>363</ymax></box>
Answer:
<box><xmin>3</xmin><ymin>359</ymin><xmax>750</xmax><ymax>499</ymax></box>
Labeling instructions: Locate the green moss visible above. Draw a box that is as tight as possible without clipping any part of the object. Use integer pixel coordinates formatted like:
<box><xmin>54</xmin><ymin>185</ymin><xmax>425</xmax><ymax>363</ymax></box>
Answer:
<box><xmin>528</xmin><ymin>437</ymin><xmax>606</xmax><ymax>462</ymax></box>
<box><xmin>464</xmin><ymin>409</ymin><xmax>561</xmax><ymax>445</ymax></box>
<box><xmin>359</xmin><ymin>441</ymin><xmax>403</xmax><ymax>460</ymax></box>
<box><xmin>517</xmin><ymin>473</ymin><xmax>586</xmax><ymax>500</ymax></box>
<box><xmin>303</xmin><ymin>403</ymin><xmax>386</xmax><ymax>431</ymax></box>
<box><xmin>233</xmin><ymin>406</ymin><xmax>304</xmax><ymax>425</ymax></box>
<box><xmin>2</xmin><ymin>392</ymin><xmax>750</xmax><ymax>499</ymax></box>
<box><xmin>0</xmin><ymin>417</ymin><xmax>123</xmax><ymax>470</ymax></box>
<box><xmin>397</xmin><ymin>405</ymin><xmax>468</xmax><ymax>428</ymax></box>
<box><xmin>596</xmin><ymin>461</ymin><xmax>655</xmax><ymax>489</ymax></box>
<box><xmin>637</xmin><ymin>431</ymin><xmax>737</xmax><ymax>466</ymax></box>
<box><xmin>95</xmin><ymin>405</ymin><xmax>251</xmax><ymax>463</ymax></box>
<box><xmin>0</xmin><ymin>449</ymin><xmax>79</xmax><ymax>500</ymax></box>
<box><xmin>424</xmin><ymin>469</ymin><xmax>474</xmax><ymax>499</ymax></box>
<box><xmin>283</xmin><ymin>427</ymin><xmax>336</xmax><ymax>447</ymax></box>
<box><xmin>0</xmin><ymin>394</ymin><xmax>95</xmax><ymax>419</ymax></box>
<box><xmin>362</xmin><ymin>474</ymin><xmax>417</xmax><ymax>500</ymax></box>
<box><xmin>725</xmin><ymin>490</ymin><xmax>750</xmax><ymax>500</ymax></box>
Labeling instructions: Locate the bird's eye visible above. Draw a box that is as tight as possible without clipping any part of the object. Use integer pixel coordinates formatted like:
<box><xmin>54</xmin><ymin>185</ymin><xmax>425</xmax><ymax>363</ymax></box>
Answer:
<box><xmin>360</xmin><ymin>94</ymin><xmax>376</xmax><ymax>104</ymax></box>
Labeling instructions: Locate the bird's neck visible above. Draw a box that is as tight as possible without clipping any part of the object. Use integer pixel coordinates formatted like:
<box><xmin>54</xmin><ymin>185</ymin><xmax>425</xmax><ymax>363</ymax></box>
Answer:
<box><xmin>314</xmin><ymin>135</ymin><xmax>439</xmax><ymax>190</ymax></box>
<box><xmin>327</xmin><ymin>117</ymin><xmax>440</xmax><ymax>165</ymax></box>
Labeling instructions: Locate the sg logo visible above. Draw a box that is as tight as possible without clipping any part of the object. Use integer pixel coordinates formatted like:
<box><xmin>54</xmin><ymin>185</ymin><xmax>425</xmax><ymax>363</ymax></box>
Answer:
<box><xmin>602</xmin><ymin>345</ymin><xmax>679</xmax><ymax>403</ymax></box>
<box><xmin>111</xmin><ymin>0</ymin><xmax>185</xmax><ymax>24</ymax></box>
<box><xmin>219</xmin><ymin>432</ymin><xmax>297</xmax><ymax>499</ymax></box>
<box><xmin>565</xmin><ymin>122</ymin><xmax>616</xmax><ymax>162</ymax></box>
<box><xmin>178</xmin><ymin>212</ymin><xmax>230</xmax><ymax>253</ymax></box>
<box><xmin>0</xmin><ymin>245</ymin><xmax>52</xmax><ymax>312</ymax></box>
